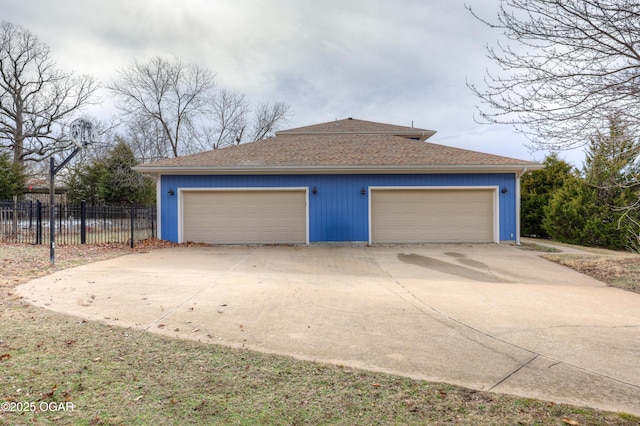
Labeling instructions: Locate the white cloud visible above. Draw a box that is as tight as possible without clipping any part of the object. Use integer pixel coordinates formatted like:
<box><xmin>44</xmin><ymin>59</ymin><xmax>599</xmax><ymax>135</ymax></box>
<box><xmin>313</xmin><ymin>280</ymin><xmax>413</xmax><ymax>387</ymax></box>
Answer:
<box><xmin>0</xmin><ymin>0</ymin><xmax>567</xmax><ymax>164</ymax></box>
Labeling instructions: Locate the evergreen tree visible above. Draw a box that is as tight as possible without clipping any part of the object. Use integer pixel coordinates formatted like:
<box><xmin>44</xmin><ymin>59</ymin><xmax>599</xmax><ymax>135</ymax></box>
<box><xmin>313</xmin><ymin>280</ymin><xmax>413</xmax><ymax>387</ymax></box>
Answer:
<box><xmin>543</xmin><ymin>117</ymin><xmax>640</xmax><ymax>249</ymax></box>
<box><xmin>66</xmin><ymin>139</ymin><xmax>155</xmax><ymax>205</ymax></box>
<box><xmin>542</xmin><ymin>176</ymin><xmax>627</xmax><ymax>248</ymax></box>
<box><xmin>66</xmin><ymin>162</ymin><xmax>107</xmax><ymax>205</ymax></box>
<box><xmin>520</xmin><ymin>154</ymin><xmax>574</xmax><ymax>238</ymax></box>
<box><xmin>583</xmin><ymin>116</ymin><xmax>640</xmax><ymax>203</ymax></box>
<box><xmin>98</xmin><ymin>141</ymin><xmax>155</xmax><ymax>205</ymax></box>
<box><xmin>0</xmin><ymin>152</ymin><xmax>26</xmax><ymax>199</ymax></box>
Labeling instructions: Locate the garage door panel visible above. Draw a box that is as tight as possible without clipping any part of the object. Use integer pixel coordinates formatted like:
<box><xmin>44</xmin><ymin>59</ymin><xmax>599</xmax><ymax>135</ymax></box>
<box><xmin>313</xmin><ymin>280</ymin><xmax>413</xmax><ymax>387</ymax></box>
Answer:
<box><xmin>182</xmin><ymin>190</ymin><xmax>306</xmax><ymax>244</ymax></box>
<box><xmin>371</xmin><ymin>189</ymin><xmax>495</xmax><ymax>243</ymax></box>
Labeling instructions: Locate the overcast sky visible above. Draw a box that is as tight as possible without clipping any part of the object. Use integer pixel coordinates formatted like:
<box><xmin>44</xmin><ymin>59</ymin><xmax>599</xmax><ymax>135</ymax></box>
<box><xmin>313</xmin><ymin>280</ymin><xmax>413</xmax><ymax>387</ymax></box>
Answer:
<box><xmin>1</xmin><ymin>0</ymin><xmax>585</xmax><ymax>165</ymax></box>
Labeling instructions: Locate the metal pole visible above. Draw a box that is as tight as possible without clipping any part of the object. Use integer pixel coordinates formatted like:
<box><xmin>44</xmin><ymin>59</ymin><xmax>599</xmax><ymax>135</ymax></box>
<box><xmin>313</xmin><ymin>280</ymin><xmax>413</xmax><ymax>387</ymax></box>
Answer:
<box><xmin>49</xmin><ymin>157</ymin><xmax>55</xmax><ymax>264</ymax></box>
<box><xmin>130</xmin><ymin>203</ymin><xmax>135</xmax><ymax>249</ymax></box>
<box><xmin>80</xmin><ymin>201</ymin><xmax>86</xmax><ymax>244</ymax></box>
<box><xmin>151</xmin><ymin>207</ymin><xmax>155</xmax><ymax>239</ymax></box>
<box><xmin>12</xmin><ymin>195</ymin><xmax>17</xmax><ymax>240</ymax></box>
<box><xmin>48</xmin><ymin>147</ymin><xmax>82</xmax><ymax>264</ymax></box>
<box><xmin>45</xmin><ymin>118</ymin><xmax>95</xmax><ymax>262</ymax></box>
<box><xmin>36</xmin><ymin>200</ymin><xmax>42</xmax><ymax>245</ymax></box>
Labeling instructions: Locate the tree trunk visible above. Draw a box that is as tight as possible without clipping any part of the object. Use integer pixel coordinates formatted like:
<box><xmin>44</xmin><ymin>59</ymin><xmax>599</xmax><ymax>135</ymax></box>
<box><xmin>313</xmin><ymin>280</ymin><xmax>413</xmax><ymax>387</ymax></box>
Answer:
<box><xmin>13</xmin><ymin>97</ymin><xmax>24</xmax><ymax>166</ymax></box>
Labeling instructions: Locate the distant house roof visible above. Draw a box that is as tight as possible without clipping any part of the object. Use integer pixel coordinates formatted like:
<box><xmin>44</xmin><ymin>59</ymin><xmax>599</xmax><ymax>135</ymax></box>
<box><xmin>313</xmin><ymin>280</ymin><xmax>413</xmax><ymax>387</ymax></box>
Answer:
<box><xmin>135</xmin><ymin>118</ymin><xmax>542</xmax><ymax>175</ymax></box>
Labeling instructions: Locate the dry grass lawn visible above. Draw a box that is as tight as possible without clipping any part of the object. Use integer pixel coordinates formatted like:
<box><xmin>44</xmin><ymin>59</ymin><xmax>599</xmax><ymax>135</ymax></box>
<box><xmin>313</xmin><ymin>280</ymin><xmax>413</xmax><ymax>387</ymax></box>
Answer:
<box><xmin>541</xmin><ymin>250</ymin><xmax>640</xmax><ymax>294</ymax></box>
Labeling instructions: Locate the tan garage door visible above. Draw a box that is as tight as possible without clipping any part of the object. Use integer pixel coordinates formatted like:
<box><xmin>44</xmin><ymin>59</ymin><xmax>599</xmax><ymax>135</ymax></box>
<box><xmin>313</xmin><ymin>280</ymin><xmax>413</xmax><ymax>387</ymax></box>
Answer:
<box><xmin>370</xmin><ymin>188</ymin><xmax>496</xmax><ymax>243</ymax></box>
<box><xmin>182</xmin><ymin>190</ymin><xmax>307</xmax><ymax>244</ymax></box>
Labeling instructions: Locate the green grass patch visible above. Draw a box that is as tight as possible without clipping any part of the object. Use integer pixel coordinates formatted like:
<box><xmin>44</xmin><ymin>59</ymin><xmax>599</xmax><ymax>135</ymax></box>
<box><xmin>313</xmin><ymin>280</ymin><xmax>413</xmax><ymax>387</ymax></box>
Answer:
<box><xmin>519</xmin><ymin>242</ymin><xmax>562</xmax><ymax>253</ymax></box>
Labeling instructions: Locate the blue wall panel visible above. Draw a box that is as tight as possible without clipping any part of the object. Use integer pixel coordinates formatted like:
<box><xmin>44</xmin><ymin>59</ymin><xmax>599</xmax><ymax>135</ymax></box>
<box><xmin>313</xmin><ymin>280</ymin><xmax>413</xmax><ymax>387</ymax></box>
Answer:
<box><xmin>160</xmin><ymin>173</ymin><xmax>517</xmax><ymax>243</ymax></box>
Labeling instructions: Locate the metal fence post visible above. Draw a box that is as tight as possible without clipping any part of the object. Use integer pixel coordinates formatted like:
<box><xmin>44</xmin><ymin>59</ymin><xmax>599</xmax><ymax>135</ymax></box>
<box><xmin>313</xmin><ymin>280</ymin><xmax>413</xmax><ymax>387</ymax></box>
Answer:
<box><xmin>12</xmin><ymin>195</ymin><xmax>17</xmax><ymax>240</ymax></box>
<box><xmin>49</xmin><ymin>157</ymin><xmax>55</xmax><ymax>263</ymax></box>
<box><xmin>80</xmin><ymin>201</ymin><xmax>87</xmax><ymax>244</ymax></box>
<box><xmin>36</xmin><ymin>200</ymin><xmax>42</xmax><ymax>245</ymax></box>
<box><xmin>130</xmin><ymin>203</ymin><xmax>135</xmax><ymax>249</ymax></box>
<box><xmin>28</xmin><ymin>200</ymin><xmax>33</xmax><ymax>231</ymax></box>
<box><xmin>151</xmin><ymin>208</ymin><xmax>155</xmax><ymax>239</ymax></box>
<box><xmin>58</xmin><ymin>203</ymin><xmax>63</xmax><ymax>246</ymax></box>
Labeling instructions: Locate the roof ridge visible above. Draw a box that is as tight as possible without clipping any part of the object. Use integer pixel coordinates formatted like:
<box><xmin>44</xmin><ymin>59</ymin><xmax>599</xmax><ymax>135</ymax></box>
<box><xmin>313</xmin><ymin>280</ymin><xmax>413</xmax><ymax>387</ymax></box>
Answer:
<box><xmin>277</xmin><ymin>118</ymin><xmax>436</xmax><ymax>141</ymax></box>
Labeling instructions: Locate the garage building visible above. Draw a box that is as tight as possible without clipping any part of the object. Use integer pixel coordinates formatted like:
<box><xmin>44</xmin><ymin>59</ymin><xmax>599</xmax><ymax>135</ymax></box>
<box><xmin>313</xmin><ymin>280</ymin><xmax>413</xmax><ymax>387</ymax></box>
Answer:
<box><xmin>134</xmin><ymin>118</ymin><xmax>542</xmax><ymax>245</ymax></box>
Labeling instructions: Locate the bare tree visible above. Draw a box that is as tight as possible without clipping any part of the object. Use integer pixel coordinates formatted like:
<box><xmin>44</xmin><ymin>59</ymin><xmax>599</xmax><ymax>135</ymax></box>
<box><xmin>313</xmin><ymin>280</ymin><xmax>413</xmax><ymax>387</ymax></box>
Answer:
<box><xmin>124</xmin><ymin>115</ymin><xmax>173</xmax><ymax>163</ymax></box>
<box><xmin>467</xmin><ymin>1</ymin><xmax>640</xmax><ymax>151</ymax></box>
<box><xmin>199</xmin><ymin>87</ymin><xmax>249</xmax><ymax>150</ymax></box>
<box><xmin>109</xmin><ymin>56</ymin><xmax>215</xmax><ymax>158</ymax></box>
<box><xmin>0</xmin><ymin>21</ymin><xmax>99</xmax><ymax>167</ymax></box>
<box><xmin>197</xmin><ymin>95</ymin><xmax>291</xmax><ymax>149</ymax></box>
<box><xmin>247</xmin><ymin>101</ymin><xmax>291</xmax><ymax>142</ymax></box>
<box><xmin>110</xmin><ymin>56</ymin><xmax>291</xmax><ymax>159</ymax></box>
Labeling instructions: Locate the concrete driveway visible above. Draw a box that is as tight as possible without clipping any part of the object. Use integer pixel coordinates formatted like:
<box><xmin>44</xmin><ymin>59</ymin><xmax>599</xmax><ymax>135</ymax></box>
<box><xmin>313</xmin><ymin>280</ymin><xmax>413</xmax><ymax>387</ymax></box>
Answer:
<box><xmin>17</xmin><ymin>243</ymin><xmax>640</xmax><ymax>415</ymax></box>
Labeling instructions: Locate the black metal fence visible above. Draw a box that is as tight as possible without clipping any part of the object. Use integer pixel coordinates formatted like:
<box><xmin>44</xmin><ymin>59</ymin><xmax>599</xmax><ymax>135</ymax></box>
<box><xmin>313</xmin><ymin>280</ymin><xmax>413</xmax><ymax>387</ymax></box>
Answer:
<box><xmin>0</xmin><ymin>199</ymin><xmax>156</xmax><ymax>247</ymax></box>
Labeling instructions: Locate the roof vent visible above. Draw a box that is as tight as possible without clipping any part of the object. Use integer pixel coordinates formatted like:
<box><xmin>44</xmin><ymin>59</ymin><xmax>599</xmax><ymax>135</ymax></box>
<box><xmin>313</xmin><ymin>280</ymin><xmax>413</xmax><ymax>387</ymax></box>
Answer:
<box><xmin>347</xmin><ymin>117</ymin><xmax>353</xmax><ymax>120</ymax></box>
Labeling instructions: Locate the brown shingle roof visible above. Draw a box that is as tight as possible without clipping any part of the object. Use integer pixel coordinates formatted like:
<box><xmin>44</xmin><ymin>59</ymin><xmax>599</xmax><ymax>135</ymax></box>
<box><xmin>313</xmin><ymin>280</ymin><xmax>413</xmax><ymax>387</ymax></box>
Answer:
<box><xmin>278</xmin><ymin>117</ymin><xmax>435</xmax><ymax>140</ymax></box>
<box><xmin>135</xmin><ymin>118</ymin><xmax>541</xmax><ymax>174</ymax></box>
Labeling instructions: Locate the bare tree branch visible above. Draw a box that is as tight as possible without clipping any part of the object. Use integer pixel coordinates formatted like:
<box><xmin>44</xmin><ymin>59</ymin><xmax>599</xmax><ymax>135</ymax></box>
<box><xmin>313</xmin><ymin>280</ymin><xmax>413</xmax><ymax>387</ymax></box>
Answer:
<box><xmin>110</xmin><ymin>56</ymin><xmax>292</xmax><ymax>159</ymax></box>
<box><xmin>188</xmin><ymin>87</ymin><xmax>249</xmax><ymax>151</ymax></box>
<box><xmin>108</xmin><ymin>56</ymin><xmax>215</xmax><ymax>158</ymax></box>
<box><xmin>248</xmin><ymin>101</ymin><xmax>291</xmax><ymax>142</ymax></box>
<box><xmin>124</xmin><ymin>115</ymin><xmax>172</xmax><ymax>163</ymax></box>
<box><xmin>0</xmin><ymin>21</ymin><xmax>100</xmax><ymax>166</ymax></box>
<box><xmin>467</xmin><ymin>0</ymin><xmax>640</xmax><ymax>150</ymax></box>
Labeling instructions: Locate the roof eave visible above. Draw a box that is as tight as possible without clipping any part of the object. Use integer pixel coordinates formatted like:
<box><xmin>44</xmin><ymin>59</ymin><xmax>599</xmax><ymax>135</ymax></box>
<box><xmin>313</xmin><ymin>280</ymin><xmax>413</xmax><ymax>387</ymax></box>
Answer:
<box><xmin>134</xmin><ymin>163</ymin><xmax>543</xmax><ymax>176</ymax></box>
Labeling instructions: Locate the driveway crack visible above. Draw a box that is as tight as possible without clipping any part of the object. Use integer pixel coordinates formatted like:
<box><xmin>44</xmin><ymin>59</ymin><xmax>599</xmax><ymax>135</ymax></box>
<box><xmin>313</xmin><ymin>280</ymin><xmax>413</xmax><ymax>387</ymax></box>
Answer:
<box><xmin>366</xmin><ymin>249</ymin><xmax>535</xmax><ymax>363</ymax></box>
<box><xmin>488</xmin><ymin>355</ymin><xmax>538</xmax><ymax>391</ymax></box>
<box><xmin>365</xmin><ymin>247</ymin><xmax>640</xmax><ymax>392</ymax></box>
<box><xmin>144</xmin><ymin>247</ymin><xmax>259</xmax><ymax>331</ymax></box>
<box><xmin>495</xmin><ymin>324</ymin><xmax>640</xmax><ymax>336</ymax></box>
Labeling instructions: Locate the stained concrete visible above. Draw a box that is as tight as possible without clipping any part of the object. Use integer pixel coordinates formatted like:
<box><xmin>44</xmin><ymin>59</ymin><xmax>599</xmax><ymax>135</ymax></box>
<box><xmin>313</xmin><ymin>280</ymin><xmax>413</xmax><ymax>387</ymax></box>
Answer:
<box><xmin>17</xmin><ymin>243</ymin><xmax>640</xmax><ymax>416</ymax></box>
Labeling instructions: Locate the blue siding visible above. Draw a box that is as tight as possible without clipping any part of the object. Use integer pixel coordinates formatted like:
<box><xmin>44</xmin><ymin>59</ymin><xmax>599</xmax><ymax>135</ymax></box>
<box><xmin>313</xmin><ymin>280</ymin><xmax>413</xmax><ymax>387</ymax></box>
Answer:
<box><xmin>160</xmin><ymin>173</ymin><xmax>517</xmax><ymax>243</ymax></box>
